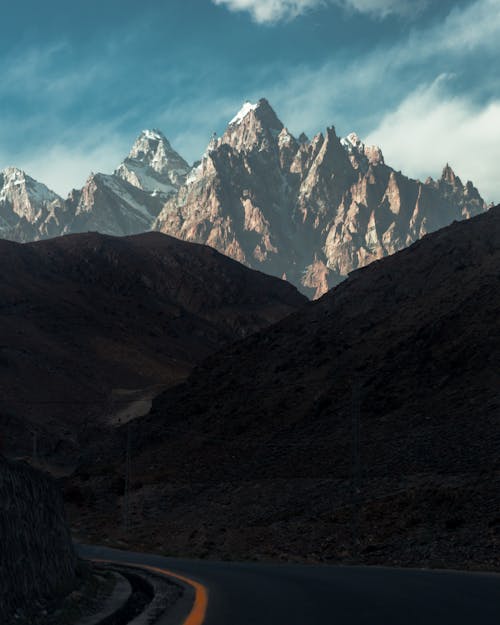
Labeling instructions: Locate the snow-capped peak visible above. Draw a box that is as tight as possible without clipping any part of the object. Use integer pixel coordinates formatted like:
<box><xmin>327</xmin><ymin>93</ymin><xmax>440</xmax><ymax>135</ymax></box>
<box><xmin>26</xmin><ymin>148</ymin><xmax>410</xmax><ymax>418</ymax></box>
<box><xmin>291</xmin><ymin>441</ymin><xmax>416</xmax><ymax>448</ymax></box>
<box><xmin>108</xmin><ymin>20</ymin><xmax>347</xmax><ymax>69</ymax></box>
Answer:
<box><xmin>128</xmin><ymin>129</ymin><xmax>174</xmax><ymax>160</ymax></box>
<box><xmin>0</xmin><ymin>167</ymin><xmax>60</xmax><ymax>203</ymax></box>
<box><xmin>229</xmin><ymin>101</ymin><xmax>259</xmax><ymax>126</ymax></box>
<box><xmin>2</xmin><ymin>166</ymin><xmax>27</xmax><ymax>181</ymax></box>
<box><xmin>341</xmin><ymin>132</ymin><xmax>364</xmax><ymax>152</ymax></box>
<box><xmin>140</xmin><ymin>128</ymin><xmax>167</xmax><ymax>142</ymax></box>
<box><xmin>341</xmin><ymin>132</ymin><xmax>384</xmax><ymax>166</ymax></box>
<box><xmin>115</xmin><ymin>129</ymin><xmax>190</xmax><ymax>197</ymax></box>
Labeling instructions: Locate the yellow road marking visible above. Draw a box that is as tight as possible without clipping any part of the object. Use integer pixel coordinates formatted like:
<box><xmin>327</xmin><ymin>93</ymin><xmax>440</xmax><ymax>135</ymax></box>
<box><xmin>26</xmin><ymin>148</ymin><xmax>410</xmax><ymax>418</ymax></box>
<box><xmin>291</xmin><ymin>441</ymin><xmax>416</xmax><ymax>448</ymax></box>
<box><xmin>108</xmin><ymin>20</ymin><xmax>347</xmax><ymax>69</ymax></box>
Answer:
<box><xmin>92</xmin><ymin>558</ymin><xmax>208</xmax><ymax>625</ymax></box>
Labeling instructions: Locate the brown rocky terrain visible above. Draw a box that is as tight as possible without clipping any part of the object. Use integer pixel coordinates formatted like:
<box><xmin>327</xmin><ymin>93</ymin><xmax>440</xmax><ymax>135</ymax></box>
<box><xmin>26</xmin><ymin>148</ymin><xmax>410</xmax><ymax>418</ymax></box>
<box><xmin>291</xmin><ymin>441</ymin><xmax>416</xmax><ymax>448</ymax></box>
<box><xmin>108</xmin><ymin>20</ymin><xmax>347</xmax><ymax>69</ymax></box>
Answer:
<box><xmin>0</xmin><ymin>231</ymin><xmax>305</xmax><ymax>465</ymax></box>
<box><xmin>155</xmin><ymin>99</ymin><xmax>488</xmax><ymax>297</ymax></box>
<box><xmin>68</xmin><ymin>205</ymin><xmax>499</xmax><ymax>570</ymax></box>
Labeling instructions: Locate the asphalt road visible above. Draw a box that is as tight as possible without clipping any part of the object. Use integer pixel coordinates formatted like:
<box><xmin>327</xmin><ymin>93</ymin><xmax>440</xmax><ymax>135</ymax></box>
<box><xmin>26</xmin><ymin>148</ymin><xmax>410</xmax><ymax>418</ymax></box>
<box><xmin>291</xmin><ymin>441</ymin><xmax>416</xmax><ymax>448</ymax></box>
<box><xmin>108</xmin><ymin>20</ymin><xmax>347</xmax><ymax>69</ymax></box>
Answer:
<box><xmin>78</xmin><ymin>545</ymin><xmax>500</xmax><ymax>625</ymax></box>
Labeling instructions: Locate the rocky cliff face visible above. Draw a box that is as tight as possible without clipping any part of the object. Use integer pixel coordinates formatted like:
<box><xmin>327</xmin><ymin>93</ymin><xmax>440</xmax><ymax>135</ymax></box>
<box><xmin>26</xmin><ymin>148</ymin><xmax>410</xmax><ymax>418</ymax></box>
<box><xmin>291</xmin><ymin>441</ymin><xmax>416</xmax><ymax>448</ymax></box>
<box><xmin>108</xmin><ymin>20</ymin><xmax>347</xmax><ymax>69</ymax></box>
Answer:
<box><xmin>63</xmin><ymin>172</ymin><xmax>165</xmax><ymax>236</ymax></box>
<box><xmin>154</xmin><ymin>99</ymin><xmax>487</xmax><ymax>297</ymax></box>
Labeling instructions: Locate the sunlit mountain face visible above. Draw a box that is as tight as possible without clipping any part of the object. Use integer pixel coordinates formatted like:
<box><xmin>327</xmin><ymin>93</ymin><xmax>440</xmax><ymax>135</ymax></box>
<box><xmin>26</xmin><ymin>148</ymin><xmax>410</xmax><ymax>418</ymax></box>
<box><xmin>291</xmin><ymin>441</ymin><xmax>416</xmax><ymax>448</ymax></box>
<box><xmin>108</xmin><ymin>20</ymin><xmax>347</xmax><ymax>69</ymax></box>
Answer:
<box><xmin>0</xmin><ymin>97</ymin><xmax>488</xmax><ymax>297</ymax></box>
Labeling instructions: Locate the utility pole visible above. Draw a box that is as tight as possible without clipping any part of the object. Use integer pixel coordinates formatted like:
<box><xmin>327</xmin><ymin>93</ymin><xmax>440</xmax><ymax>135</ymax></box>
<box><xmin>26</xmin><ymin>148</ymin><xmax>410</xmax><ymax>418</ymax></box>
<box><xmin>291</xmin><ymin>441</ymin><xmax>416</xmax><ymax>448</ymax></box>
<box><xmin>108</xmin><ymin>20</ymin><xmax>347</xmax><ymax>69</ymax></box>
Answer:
<box><xmin>32</xmin><ymin>430</ymin><xmax>38</xmax><ymax>466</ymax></box>
<box><xmin>123</xmin><ymin>423</ymin><xmax>131</xmax><ymax>532</ymax></box>
<box><xmin>351</xmin><ymin>378</ymin><xmax>362</xmax><ymax>560</ymax></box>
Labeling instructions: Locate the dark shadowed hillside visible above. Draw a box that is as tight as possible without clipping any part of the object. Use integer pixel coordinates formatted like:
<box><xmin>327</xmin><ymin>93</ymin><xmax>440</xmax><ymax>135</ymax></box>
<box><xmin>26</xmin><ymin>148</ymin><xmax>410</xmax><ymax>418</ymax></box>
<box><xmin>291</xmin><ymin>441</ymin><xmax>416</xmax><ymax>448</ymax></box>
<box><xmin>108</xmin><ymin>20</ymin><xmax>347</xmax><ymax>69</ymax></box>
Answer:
<box><xmin>0</xmin><ymin>231</ymin><xmax>306</xmax><ymax>464</ymax></box>
<box><xmin>69</xmin><ymin>206</ymin><xmax>500</xmax><ymax>569</ymax></box>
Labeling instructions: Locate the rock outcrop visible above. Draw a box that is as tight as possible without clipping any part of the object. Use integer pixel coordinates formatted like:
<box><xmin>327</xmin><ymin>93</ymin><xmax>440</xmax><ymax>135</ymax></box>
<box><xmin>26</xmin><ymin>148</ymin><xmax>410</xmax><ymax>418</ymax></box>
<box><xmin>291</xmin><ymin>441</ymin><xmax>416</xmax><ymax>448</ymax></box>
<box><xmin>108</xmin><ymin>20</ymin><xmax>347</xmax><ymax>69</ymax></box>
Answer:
<box><xmin>155</xmin><ymin>99</ymin><xmax>487</xmax><ymax>297</ymax></box>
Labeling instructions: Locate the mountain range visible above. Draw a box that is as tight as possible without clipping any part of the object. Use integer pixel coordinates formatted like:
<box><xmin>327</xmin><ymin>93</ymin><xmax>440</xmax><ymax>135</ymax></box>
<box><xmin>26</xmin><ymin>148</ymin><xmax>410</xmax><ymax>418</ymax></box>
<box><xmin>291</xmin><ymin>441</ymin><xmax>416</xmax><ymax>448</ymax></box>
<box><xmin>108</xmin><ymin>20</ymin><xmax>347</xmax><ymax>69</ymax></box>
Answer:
<box><xmin>0</xmin><ymin>99</ymin><xmax>489</xmax><ymax>297</ymax></box>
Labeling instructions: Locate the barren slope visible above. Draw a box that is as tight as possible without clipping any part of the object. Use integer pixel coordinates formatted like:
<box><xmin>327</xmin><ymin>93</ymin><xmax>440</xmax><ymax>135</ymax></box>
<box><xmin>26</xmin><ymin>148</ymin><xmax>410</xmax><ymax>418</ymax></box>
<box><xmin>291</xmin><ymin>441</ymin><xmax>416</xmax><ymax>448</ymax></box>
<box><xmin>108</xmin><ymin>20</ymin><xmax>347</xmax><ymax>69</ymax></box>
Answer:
<box><xmin>69</xmin><ymin>206</ymin><xmax>499</xmax><ymax>569</ymax></box>
<box><xmin>0</xmin><ymin>231</ymin><xmax>306</xmax><ymax>463</ymax></box>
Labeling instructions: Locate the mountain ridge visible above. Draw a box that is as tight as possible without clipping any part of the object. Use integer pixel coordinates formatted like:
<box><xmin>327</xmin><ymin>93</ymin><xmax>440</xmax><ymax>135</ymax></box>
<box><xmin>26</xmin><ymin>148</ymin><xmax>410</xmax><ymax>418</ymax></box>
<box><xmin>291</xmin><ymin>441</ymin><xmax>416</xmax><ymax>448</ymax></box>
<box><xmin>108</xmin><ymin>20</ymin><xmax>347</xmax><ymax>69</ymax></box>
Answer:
<box><xmin>0</xmin><ymin>98</ymin><xmax>489</xmax><ymax>296</ymax></box>
<box><xmin>0</xmin><ymin>229</ymin><xmax>305</xmax><ymax>464</ymax></box>
<box><xmin>155</xmin><ymin>98</ymin><xmax>488</xmax><ymax>296</ymax></box>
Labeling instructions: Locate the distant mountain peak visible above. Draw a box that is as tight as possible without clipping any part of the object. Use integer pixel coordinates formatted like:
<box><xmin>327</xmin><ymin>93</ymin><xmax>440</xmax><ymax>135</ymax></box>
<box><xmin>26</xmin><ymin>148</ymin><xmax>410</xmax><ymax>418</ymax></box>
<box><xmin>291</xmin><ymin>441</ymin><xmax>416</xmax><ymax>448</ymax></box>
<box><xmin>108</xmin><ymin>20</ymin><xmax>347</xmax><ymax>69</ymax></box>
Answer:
<box><xmin>0</xmin><ymin>166</ymin><xmax>64</xmax><ymax>239</ymax></box>
<box><xmin>341</xmin><ymin>131</ymin><xmax>384</xmax><ymax>168</ymax></box>
<box><xmin>222</xmin><ymin>98</ymin><xmax>284</xmax><ymax>152</ymax></box>
<box><xmin>127</xmin><ymin>129</ymin><xmax>179</xmax><ymax>165</ymax></box>
<box><xmin>155</xmin><ymin>100</ymin><xmax>486</xmax><ymax>299</ymax></box>
<box><xmin>115</xmin><ymin>128</ymin><xmax>190</xmax><ymax>196</ymax></box>
<box><xmin>253</xmin><ymin>97</ymin><xmax>283</xmax><ymax>131</ymax></box>
<box><xmin>2</xmin><ymin>165</ymin><xmax>25</xmax><ymax>177</ymax></box>
<box><xmin>0</xmin><ymin>166</ymin><xmax>61</xmax><ymax>203</ymax></box>
<box><xmin>139</xmin><ymin>128</ymin><xmax>168</xmax><ymax>141</ymax></box>
<box><xmin>228</xmin><ymin>98</ymin><xmax>282</xmax><ymax>131</ymax></box>
<box><xmin>441</xmin><ymin>163</ymin><xmax>461</xmax><ymax>186</ymax></box>
<box><xmin>229</xmin><ymin>101</ymin><xmax>259</xmax><ymax>126</ymax></box>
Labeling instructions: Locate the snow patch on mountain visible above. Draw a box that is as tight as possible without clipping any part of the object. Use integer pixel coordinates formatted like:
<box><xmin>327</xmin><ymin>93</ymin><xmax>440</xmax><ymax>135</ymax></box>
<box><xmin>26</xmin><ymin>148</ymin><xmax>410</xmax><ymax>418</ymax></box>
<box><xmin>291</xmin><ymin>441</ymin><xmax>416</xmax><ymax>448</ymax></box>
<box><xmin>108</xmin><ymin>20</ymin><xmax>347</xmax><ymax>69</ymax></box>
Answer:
<box><xmin>0</xmin><ymin>167</ymin><xmax>61</xmax><ymax>205</ymax></box>
<box><xmin>92</xmin><ymin>174</ymin><xmax>154</xmax><ymax>220</ymax></box>
<box><xmin>230</xmin><ymin>101</ymin><xmax>258</xmax><ymax>126</ymax></box>
<box><xmin>116</xmin><ymin>162</ymin><xmax>176</xmax><ymax>196</ymax></box>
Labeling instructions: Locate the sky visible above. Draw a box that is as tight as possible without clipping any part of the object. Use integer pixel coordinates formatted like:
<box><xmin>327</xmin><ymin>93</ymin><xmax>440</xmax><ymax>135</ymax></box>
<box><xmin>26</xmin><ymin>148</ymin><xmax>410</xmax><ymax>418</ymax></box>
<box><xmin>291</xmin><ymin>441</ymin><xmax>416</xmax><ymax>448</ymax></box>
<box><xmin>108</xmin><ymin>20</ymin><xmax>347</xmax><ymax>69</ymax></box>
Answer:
<box><xmin>0</xmin><ymin>0</ymin><xmax>499</xmax><ymax>202</ymax></box>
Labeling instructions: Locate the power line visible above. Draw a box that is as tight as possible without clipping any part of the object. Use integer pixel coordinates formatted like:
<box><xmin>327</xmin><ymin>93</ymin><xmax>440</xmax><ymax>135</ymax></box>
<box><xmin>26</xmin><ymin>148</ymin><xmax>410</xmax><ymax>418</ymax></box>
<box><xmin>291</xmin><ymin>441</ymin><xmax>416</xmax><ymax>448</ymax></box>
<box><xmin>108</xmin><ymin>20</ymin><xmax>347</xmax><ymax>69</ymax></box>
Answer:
<box><xmin>123</xmin><ymin>423</ymin><xmax>131</xmax><ymax>533</ymax></box>
<box><xmin>351</xmin><ymin>378</ymin><xmax>362</xmax><ymax>559</ymax></box>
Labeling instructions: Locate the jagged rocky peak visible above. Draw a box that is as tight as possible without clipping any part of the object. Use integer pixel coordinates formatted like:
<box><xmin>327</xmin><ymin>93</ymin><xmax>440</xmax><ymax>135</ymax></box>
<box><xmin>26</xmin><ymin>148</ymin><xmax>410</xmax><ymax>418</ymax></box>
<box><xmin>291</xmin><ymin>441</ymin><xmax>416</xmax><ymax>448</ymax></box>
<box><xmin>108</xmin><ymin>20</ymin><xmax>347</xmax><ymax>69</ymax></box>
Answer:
<box><xmin>341</xmin><ymin>132</ymin><xmax>384</xmax><ymax>170</ymax></box>
<box><xmin>222</xmin><ymin>98</ymin><xmax>285</xmax><ymax>152</ymax></box>
<box><xmin>1</xmin><ymin>167</ymin><xmax>60</xmax><ymax>203</ymax></box>
<box><xmin>0</xmin><ymin>167</ymin><xmax>66</xmax><ymax>241</ymax></box>
<box><xmin>0</xmin><ymin>167</ymin><xmax>62</xmax><ymax>220</ymax></box>
<box><xmin>155</xmin><ymin>97</ymin><xmax>488</xmax><ymax>300</ymax></box>
<box><xmin>441</xmin><ymin>163</ymin><xmax>462</xmax><ymax>187</ymax></box>
<box><xmin>312</xmin><ymin>126</ymin><xmax>356</xmax><ymax>181</ymax></box>
<box><xmin>115</xmin><ymin>128</ymin><xmax>190</xmax><ymax>196</ymax></box>
<box><xmin>229</xmin><ymin>98</ymin><xmax>283</xmax><ymax>130</ymax></box>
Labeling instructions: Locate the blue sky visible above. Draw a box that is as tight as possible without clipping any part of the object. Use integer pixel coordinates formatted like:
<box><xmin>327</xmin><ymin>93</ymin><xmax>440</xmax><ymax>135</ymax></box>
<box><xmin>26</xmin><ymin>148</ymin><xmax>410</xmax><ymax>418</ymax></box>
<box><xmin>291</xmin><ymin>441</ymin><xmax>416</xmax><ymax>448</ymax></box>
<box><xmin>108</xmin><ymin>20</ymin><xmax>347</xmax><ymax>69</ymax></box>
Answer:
<box><xmin>0</xmin><ymin>0</ymin><xmax>499</xmax><ymax>201</ymax></box>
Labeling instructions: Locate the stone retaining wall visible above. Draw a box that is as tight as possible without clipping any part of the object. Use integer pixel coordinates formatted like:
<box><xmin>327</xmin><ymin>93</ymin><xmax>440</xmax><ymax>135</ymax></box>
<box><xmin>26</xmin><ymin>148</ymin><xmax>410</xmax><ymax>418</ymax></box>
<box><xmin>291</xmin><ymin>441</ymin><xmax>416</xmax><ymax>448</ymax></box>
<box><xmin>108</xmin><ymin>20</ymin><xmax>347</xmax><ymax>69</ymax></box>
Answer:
<box><xmin>0</xmin><ymin>455</ymin><xmax>77</xmax><ymax>622</ymax></box>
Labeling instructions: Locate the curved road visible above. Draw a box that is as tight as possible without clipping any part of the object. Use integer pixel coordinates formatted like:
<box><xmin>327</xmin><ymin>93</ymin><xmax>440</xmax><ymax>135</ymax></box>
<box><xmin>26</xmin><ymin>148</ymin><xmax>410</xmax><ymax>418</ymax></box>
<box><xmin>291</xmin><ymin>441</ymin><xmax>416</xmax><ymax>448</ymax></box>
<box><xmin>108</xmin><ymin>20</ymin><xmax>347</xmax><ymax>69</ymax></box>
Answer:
<box><xmin>79</xmin><ymin>545</ymin><xmax>500</xmax><ymax>625</ymax></box>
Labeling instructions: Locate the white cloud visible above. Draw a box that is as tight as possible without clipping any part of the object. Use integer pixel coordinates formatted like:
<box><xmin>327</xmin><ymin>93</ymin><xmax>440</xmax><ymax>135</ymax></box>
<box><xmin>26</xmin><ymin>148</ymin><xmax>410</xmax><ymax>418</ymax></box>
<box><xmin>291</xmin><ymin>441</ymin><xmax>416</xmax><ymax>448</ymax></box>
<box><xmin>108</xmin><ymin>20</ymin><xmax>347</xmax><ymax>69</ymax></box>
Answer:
<box><xmin>336</xmin><ymin>0</ymin><xmax>425</xmax><ymax>18</ymax></box>
<box><xmin>244</xmin><ymin>0</ymin><xmax>500</xmax><ymax>202</ymax></box>
<box><xmin>211</xmin><ymin>0</ymin><xmax>422</xmax><ymax>22</ymax></box>
<box><xmin>21</xmin><ymin>143</ymin><xmax>128</xmax><ymax>198</ymax></box>
<box><xmin>366</xmin><ymin>78</ymin><xmax>500</xmax><ymax>203</ymax></box>
<box><xmin>212</xmin><ymin>0</ymin><xmax>322</xmax><ymax>23</ymax></box>
<box><xmin>0</xmin><ymin>128</ymin><xmax>131</xmax><ymax>197</ymax></box>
